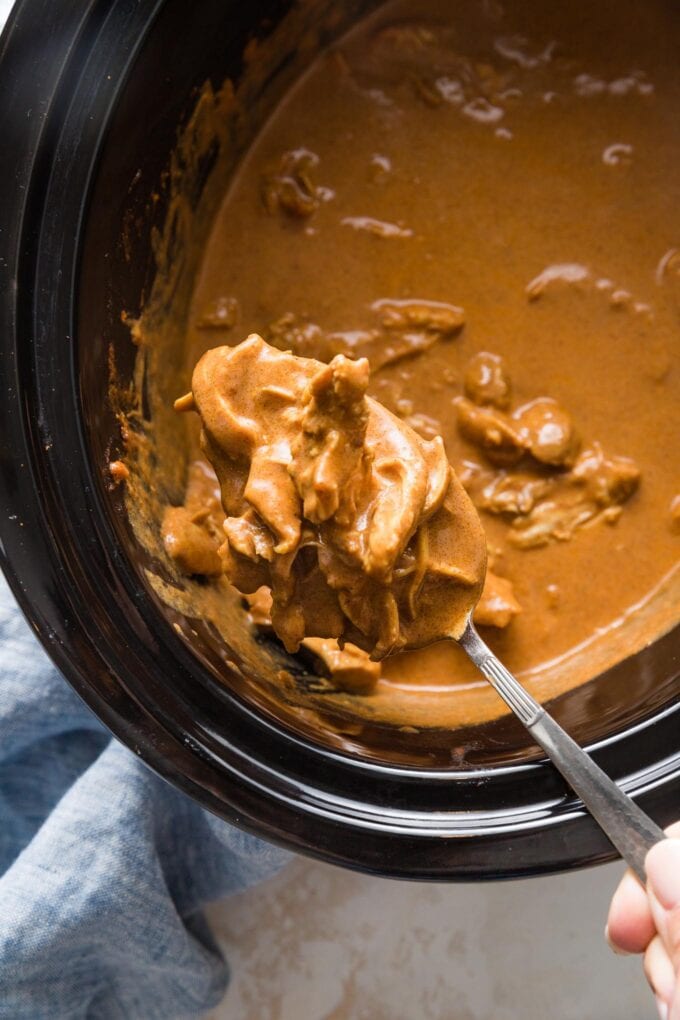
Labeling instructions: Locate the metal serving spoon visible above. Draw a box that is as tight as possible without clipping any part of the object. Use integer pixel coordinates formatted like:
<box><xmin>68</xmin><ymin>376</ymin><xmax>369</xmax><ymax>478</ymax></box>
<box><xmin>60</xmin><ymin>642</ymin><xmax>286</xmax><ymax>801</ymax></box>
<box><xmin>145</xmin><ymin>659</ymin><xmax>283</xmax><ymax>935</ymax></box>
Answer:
<box><xmin>457</xmin><ymin>618</ymin><xmax>665</xmax><ymax>882</ymax></box>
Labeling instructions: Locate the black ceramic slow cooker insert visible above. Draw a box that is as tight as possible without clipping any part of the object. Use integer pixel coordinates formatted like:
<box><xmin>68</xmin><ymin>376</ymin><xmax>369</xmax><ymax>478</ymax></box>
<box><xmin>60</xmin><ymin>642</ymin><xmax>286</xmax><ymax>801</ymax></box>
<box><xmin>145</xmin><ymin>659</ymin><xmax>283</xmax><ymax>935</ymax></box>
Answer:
<box><xmin>1</xmin><ymin>0</ymin><xmax>679</xmax><ymax>879</ymax></box>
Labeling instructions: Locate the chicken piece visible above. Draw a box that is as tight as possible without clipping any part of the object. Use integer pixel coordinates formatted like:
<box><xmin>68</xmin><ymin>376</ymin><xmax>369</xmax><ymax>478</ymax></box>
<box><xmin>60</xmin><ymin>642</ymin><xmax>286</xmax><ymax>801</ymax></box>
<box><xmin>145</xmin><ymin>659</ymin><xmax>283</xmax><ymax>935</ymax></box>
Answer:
<box><xmin>161</xmin><ymin>460</ymin><xmax>229</xmax><ymax>577</ymax></box>
<box><xmin>513</xmin><ymin>397</ymin><xmax>580</xmax><ymax>467</ymax></box>
<box><xmin>473</xmin><ymin>570</ymin><xmax>522</xmax><ymax>628</ymax></box>
<box><xmin>288</xmin><ymin>355</ymin><xmax>372</xmax><ymax>526</ymax></box>
<box><xmin>460</xmin><ymin>462</ymin><xmax>553</xmax><ymax>516</ymax></box>
<box><xmin>267</xmin><ymin>313</ymin><xmax>350</xmax><ymax>363</ymax></box>
<box><xmin>362</xmin><ymin>331</ymin><xmax>442</xmax><ymax>369</ymax></box>
<box><xmin>267</xmin><ymin>299</ymin><xmax>465</xmax><ymax>373</ymax></box>
<box><xmin>244</xmin><ymin>586</ymin><xmax>381</xmax><ymax>693</ymax></box>
<box><xmin>302</xmin><ymin>638</ymin><xmax>381</xmax><ymax>693</ymax></box>
<box><xmin>464</xmin><ymin>352</ymin><xmax>512</xmax><ymax>409</ymax></box>
<box><xmin>177</xmin><ymin>335</ymin><xmax>486</xmax><ymax>658</ymax></box>
<box><xmin>455</xmin><ymin>397</ymin><xmax>526</xmax><ymax>466</ymax></box>
<box><xmin>243</xmin><ymin>586</ymin><xmax>274</xmax><ymax>626</ymax></box>
<box><xmin>262</xmin><ymin>148</ymin><xmax>332</xmax><ymax>219</ymax></box>
<box><xmin>372</xmin><ymin>298</ymin><xmax>465</xmax><ymax>336</ymax></box>
<box><xmin>457</xmin><ymin>387</ymin><xmax>580</xmax><ymax>470</ymax></box>
<box><xmin>509</xmin><ymin>444</ymin><xmax>641</xmax><ymax>548</ymax></box>
<box><xmin>183</xmin><ymin>460</ymin><xmax>224</xmax><ymax>527</ymax></box>
<box><xmin>508</xmin><ymin>499</ymin><xmax>597</xmax><ymax>549</ymax></box>
<box><xmin>161</xmin><ymin>506</ymin><xmax>223</xmax><ymax>577</ymax></box>
<box><xmin>571</xmin><ymin>442</ymin><xmax>640</xmax><ymax>505</ymax></box>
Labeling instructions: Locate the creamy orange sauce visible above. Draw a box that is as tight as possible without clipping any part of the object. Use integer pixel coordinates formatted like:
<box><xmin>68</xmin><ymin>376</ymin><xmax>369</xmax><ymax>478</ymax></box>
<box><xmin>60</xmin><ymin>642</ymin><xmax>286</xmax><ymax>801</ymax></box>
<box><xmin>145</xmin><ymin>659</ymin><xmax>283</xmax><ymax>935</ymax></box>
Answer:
<box><xmin>133</xmin><ymin>0</ymin><xmax>680</xmax><ymax>738</ymax></box>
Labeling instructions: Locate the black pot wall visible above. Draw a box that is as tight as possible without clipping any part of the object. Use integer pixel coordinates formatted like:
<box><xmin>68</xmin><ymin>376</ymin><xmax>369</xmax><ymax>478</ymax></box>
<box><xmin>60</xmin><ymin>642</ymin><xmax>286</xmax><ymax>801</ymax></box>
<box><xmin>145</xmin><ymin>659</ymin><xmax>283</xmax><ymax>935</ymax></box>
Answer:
<box><xmin>1</xmin><ymin>0</ymin><xmax>679</xmax><ymax>879</ymax></box>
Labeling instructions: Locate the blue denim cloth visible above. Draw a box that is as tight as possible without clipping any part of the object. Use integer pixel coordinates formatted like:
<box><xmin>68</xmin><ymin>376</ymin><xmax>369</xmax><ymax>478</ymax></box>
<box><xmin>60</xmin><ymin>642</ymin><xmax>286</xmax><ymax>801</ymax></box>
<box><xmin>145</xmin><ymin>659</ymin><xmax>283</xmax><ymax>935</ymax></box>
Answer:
<box><xmin>0</xmin><ymin>574</ymin><xmax>291</xmax><ymax>1019</ymax></box>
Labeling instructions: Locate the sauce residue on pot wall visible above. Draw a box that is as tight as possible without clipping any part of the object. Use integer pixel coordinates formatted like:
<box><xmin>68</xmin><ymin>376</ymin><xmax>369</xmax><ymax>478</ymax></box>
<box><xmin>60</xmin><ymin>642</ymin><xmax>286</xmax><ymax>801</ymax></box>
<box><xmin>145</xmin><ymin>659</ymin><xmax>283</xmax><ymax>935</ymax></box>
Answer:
<box><xmin>116</xmin><ymin>0</ymin><xmax>680</xmax><ymax>750</ymax></box>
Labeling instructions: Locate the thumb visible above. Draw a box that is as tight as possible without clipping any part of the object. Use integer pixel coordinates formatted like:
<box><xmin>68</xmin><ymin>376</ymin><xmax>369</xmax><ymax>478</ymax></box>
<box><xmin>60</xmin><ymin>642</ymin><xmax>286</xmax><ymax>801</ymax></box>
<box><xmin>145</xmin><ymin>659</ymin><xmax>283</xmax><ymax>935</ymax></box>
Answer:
<box><xmin>646</xmin><ymin>839</ymin><xmax>680</xmax><ymax>972</ymax></box>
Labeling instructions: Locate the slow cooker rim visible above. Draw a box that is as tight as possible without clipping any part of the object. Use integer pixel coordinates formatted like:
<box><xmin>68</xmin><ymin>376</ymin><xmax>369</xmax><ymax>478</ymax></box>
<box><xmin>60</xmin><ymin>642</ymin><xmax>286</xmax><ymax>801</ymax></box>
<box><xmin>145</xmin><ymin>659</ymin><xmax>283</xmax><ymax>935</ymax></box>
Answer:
<box><xmin>1</xmin><ymin>0</ymin><xmax>679</xmax><ymax>879</ymax></box>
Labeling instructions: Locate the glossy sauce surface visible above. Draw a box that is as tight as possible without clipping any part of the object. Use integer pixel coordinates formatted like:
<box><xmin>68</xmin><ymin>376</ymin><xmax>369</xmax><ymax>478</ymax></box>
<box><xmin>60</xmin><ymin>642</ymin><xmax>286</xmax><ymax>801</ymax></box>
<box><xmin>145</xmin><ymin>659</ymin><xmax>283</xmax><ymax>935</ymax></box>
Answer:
<box><xmin>169</xmin><ymin>0</ymin><xmax>679</xmax><ymax>729</ymax></box>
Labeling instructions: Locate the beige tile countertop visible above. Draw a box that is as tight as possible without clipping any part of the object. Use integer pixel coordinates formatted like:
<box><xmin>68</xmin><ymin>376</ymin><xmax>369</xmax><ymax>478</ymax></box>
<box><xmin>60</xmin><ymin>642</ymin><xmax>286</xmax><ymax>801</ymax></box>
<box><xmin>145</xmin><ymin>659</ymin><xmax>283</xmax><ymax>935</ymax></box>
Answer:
<box><xmin>206</xmin><ymin>854</ymin><xmax>655</xmax><ymax>1020</ymax></box>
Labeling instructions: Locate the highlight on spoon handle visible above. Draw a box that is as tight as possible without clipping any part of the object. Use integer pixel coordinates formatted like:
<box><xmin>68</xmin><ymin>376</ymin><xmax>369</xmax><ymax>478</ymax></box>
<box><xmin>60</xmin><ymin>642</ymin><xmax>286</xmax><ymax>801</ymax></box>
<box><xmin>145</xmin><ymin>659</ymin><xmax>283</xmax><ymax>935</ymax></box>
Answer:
<box><xmin>458</xmin><ymin>621</ymin><xmax>666</xmax><ymax>883</ymax></box>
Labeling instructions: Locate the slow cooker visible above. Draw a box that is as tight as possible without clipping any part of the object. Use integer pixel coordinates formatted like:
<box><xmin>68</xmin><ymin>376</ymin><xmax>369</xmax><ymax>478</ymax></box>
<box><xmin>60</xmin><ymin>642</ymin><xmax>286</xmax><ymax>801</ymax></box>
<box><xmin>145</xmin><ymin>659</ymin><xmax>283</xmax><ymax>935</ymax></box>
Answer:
<box><xmin>1</xmin><ymin>0</ymin><xmax>678</xmax><ymax>878</ymax></box>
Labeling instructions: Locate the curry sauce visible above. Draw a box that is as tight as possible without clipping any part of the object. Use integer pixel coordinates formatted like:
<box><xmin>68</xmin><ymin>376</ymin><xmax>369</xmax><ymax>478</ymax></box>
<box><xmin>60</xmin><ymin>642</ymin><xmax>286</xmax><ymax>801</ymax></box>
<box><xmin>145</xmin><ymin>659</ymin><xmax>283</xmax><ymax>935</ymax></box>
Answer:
<box><xmin>130</xmin><ymin>0</ymin><xmax>680</xmax><ymax>736</ymax></box>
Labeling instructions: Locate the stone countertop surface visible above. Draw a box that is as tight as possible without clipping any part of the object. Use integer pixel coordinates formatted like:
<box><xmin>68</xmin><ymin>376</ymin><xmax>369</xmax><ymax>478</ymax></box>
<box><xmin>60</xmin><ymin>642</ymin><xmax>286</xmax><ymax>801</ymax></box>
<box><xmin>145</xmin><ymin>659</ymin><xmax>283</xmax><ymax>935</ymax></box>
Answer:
<box><xmin>205</xmin><ymin>854</ymin><xmax>653</xmax><ymax>1019</ymax></box>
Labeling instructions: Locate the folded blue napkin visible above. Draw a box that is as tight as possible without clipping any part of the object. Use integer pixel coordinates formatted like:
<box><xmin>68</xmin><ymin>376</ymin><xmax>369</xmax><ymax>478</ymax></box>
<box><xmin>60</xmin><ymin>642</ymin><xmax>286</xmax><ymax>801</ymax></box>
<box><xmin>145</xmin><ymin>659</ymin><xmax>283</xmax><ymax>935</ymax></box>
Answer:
<box><xmin>0</xmin><ymin>573</ymin><xmax>291</xmax><ymax>1019</ymax></box>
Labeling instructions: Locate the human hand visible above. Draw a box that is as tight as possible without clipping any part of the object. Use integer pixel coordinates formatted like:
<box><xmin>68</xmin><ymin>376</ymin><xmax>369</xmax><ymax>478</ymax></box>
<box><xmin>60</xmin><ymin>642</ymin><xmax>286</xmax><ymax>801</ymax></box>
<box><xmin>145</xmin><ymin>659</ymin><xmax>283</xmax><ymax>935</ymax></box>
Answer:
<box><xmin>607</xmin><ymin>823</ymin><xmax>680</xmax><ymax>1019</ymax></box>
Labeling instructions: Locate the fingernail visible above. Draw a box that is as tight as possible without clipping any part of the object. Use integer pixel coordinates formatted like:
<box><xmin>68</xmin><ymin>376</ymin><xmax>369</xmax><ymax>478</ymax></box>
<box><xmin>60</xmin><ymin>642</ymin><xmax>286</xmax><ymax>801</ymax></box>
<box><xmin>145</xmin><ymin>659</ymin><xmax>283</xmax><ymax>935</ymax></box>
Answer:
<box><xmin>647</xmin><ymin>840</ymin><xmax>680</xmax><ymax>909</ymax></box>
<box><xmin>655</xmin><ymin>995</ymin><xmax>668</xmax><ymax>1020</ymax></box>
<box><xmin>605</xmin><ymin>923</ymin><xmax>632</xmax><ymax>955</ymax></box>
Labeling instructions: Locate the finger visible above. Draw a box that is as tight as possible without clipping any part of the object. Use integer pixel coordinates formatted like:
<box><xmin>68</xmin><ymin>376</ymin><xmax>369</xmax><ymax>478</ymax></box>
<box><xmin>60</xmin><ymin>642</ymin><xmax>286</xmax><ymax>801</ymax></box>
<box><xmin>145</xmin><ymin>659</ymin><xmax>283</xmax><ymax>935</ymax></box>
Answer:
<box><xmin>606</xmin><ymin>824</ymin><xmax>680</xmax><ymax>956</ymax></box>
<box><xmin>644</xmin><ymin>935</ymin><xmax>675</xmax><ymax>1008</ymax></box>
<box><xmin>608</xmin><ymin>867</ymin><xmax>655</xmax><ymax>954</ymax></box>
<box><xmin>646</xmin><ymin>839</ymin><xmax>680</xmax><ymax>971</ymax></box>
<box><xmin>670</xmin><ymin>980</ymin><xmax>680</xmax><ymax>1020</ymax></box>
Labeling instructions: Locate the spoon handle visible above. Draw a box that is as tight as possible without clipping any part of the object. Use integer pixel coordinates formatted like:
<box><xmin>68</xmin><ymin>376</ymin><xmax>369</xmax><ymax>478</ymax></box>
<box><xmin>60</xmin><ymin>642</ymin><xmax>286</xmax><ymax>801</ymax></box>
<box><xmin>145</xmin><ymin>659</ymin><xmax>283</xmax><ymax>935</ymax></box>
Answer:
<box><xmin>458</xmin><ymin>621</ymin><xmax>666</xmax><ymax>883</ymax></box>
